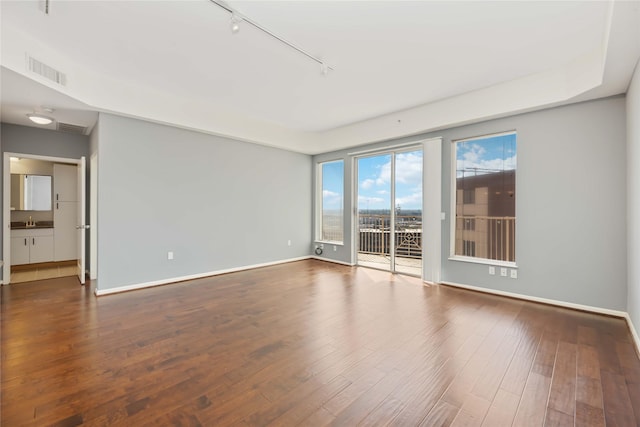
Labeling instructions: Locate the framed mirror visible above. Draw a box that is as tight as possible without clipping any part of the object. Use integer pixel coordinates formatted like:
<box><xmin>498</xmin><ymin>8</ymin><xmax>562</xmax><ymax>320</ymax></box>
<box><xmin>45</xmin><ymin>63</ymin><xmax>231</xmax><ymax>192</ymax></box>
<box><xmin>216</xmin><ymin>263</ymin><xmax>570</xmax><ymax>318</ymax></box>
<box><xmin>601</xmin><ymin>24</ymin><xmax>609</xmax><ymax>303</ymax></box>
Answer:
<box><xmin>10</xmin><ymin>174</ymin><xmax>53</xmax><ymax>211</ymax></box>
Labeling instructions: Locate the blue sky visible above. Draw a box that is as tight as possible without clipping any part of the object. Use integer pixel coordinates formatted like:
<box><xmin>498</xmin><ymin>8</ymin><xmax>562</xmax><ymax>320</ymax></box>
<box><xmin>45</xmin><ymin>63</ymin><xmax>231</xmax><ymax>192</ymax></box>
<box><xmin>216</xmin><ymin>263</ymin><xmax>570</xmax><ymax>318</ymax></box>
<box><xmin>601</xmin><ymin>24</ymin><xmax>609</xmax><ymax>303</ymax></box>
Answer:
<box><xmin>321</xmin><ymin>160</ymin><xmax>344</xmax><ymax>212</ymax></box>
<box><xmin>322</xmin><ymin>134</ymin><xmax>516</xmax><ymax>213</ymax></box>
<box><xmin>456</xmin><ymin>133</ymin><xmax>517</xmax><ymax>177</ymax></box>
<box><xmin>357</xmin><ymin>150</ymin><xmax>423</xmax><ymax>211</ymax></box>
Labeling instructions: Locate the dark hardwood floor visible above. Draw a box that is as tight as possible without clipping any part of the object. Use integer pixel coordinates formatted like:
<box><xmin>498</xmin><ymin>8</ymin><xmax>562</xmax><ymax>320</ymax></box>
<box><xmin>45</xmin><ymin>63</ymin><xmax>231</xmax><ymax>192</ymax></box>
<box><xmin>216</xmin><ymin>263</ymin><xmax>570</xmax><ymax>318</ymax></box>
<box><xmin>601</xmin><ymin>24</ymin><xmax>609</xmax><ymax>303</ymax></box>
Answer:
<box><xmin>1</xmin><ymin>259</ymin><xmax>639</xmax><ymax>426</ymax></box>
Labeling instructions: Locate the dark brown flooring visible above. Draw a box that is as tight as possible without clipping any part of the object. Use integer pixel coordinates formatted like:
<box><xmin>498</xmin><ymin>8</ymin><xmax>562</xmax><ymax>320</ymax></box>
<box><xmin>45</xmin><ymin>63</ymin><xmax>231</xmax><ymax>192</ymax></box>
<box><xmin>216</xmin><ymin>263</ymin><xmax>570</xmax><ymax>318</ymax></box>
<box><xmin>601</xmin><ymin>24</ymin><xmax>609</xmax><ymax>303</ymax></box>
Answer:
<box><xmin>1</xmin><ymin>259</ymin><xmax>639</xmax><ymax>426</ymax></box>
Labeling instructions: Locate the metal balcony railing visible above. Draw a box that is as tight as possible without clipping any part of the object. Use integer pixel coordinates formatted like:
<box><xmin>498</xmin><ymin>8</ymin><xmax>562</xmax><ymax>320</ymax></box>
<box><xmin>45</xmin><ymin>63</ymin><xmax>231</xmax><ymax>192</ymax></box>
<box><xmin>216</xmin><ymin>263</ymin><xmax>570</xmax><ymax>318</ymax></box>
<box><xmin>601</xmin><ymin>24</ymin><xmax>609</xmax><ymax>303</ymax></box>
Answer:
<box><xmin>358</xmin><ymin>215</ymin><xmax>422</xmax><ymax>260</ymax></box>
<box><xmin>454</xmin><ymin>215</ymin><xmax>516</xmax><ymax>262</ymax></box>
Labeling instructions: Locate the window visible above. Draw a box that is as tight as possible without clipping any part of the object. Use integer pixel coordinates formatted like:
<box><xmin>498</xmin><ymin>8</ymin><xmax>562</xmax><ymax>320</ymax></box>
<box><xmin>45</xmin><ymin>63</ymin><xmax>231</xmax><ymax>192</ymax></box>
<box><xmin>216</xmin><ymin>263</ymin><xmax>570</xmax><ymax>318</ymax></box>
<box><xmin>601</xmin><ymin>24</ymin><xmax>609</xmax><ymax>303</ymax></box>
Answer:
<box><xmin>463</xmin><ymin>189</ymin><xmax>475</xmax><ymax>204</ymax></box>
<box><xmin>462</xmin><ymin>240</ymin><xmax>476</xmax><ymax>257</ymax></box>
<box><xmin>453</xmin><ymin>132</ymin><xmax>516</xmax><ymax>263</ymax></box>
<box><xmin>317</xmin><ymin>160</ymin><xmax>344</xmax><ymax>243</ymax></box>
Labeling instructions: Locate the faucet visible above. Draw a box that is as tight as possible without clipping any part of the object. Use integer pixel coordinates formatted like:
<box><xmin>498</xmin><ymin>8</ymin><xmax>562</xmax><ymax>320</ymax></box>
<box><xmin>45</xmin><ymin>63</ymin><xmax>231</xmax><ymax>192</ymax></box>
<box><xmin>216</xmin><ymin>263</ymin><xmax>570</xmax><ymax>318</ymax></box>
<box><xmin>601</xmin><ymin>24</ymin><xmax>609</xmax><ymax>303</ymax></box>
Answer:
<box><xmin>26</xmin><ymin>216</ymin><xmax>35</xmax><ymax>227</ymax></box>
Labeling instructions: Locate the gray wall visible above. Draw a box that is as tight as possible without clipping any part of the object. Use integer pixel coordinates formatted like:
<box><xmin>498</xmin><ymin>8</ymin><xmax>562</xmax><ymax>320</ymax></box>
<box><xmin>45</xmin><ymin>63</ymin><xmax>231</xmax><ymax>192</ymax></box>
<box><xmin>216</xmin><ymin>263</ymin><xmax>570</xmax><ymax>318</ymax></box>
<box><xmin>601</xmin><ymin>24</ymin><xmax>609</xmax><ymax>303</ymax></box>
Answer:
<box><xmin>314</xmin><ymin>96</ymin><xmax>628</xmax><ymax>311</ymax></box>
<box><xmin>0</xmin><ymin>123</ymin><xmax>90</xmax><ymax>260</ymax></box>
<box><xmin>95</xmin><ymin>113</ymin><xmax>312</xmax><ymax>291</ymax></box>
<box><xmin>628</xmin><ymin>61</ymin><xmax>640</xmax><ymax>334</ymax></box>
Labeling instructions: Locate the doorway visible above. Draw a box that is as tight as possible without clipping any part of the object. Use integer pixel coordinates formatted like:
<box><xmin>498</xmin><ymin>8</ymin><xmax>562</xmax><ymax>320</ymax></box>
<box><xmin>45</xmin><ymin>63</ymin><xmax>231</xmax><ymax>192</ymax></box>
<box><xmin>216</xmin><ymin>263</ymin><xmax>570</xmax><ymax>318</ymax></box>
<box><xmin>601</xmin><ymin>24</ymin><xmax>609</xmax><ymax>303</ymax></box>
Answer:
<box><xmin>355</xmin><ymin>148</ymin><xmax>423</xmax><ymax>276</ymax></box>
<box><xmin>2</xmin><ymin>153</ymin><xmax>87</xmax><ymax>285</ymax></box>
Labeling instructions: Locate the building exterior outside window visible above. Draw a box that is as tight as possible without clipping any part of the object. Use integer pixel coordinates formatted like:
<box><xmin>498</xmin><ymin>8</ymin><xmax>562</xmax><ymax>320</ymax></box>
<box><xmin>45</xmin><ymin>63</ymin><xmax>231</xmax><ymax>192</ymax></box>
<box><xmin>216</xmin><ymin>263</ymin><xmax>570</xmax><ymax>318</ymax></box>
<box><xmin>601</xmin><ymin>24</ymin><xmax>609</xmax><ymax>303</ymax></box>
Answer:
<box><xmin>453</xmin><ymin>132</ymin><xmax>516</xmax><ymax>263</ymax></box>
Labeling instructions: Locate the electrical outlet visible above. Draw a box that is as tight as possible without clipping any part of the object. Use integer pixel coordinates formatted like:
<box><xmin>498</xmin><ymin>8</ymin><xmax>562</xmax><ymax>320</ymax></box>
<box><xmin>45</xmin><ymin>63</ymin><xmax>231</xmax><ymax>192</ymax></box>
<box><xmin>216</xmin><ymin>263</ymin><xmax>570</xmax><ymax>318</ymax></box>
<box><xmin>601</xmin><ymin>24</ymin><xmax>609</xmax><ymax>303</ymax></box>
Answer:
<box><xmin>167</xmin><ymin>251</ymin><xmax>174</xmax><ymax>260</ymax></box>
<box><xmin>333</xmin><ymin>245</ymin><xmax>337</xmax><ymax>251</ymax></box>
<box><xmin>500</xmin><ymin>268</ymin><xmax>507</xmax><ymax>277</ymax></box>
<box><xmin>510</xmin><ymin>269</ymin><xmax>518</xmax><ymax>279</ymax></box>
<box><xmin>489</xmin><ymin>266</ymin><xmax>495</xmax><ymax>275</ymax></box>
<box><xmin>287</xmin><ymin>240</ymin><xmax>291</xmax><ymax>246</ymax></box>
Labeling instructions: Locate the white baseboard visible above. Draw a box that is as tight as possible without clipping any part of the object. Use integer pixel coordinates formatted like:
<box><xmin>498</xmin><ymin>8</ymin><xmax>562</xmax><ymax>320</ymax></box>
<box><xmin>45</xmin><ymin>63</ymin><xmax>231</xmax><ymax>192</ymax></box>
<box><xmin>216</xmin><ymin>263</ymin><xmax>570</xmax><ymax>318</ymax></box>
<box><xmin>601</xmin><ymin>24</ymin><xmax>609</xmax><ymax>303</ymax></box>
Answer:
<box><xmin>311</xmin><ymin>256</ymin><xmax>356</xmax><ymax>267</ymax></box>
<box><xmin>95</xmin><ymin>256</ymin><xmax>312</xmax><ymax>296</ymax></box>
<box><xmin>439</xmin><ymin>281</ymin><xmax>628</xmax><ymax>318</ymax></box>
<box><xmin>623</xmin><ymin>313</ymin><xmax>640</xmax><ymax>359</ymax></box>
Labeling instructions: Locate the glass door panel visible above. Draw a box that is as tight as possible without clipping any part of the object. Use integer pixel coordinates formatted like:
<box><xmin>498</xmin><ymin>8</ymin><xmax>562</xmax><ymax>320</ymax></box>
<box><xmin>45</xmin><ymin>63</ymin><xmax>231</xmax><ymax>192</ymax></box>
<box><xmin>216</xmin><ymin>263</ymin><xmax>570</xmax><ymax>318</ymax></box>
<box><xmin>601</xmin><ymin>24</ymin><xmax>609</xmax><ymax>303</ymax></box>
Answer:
<box><xmin>393</xmin><ymin>150</ymin><xmax>423</xmax><ymax>276</ymax></box>
<box><xmin>357</xmin><ymin>154</ymin><xmax>392</xmax><ymax>271</ymax></box>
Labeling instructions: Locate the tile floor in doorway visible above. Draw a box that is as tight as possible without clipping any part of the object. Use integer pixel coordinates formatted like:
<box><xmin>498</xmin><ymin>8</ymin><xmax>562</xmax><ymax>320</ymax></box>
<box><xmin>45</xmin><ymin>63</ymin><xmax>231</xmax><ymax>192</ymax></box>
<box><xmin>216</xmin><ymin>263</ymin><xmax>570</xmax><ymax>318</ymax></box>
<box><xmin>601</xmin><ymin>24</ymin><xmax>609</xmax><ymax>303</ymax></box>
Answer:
<box><xmin>10</xmin><ymin>264</ymin><xmax>78</xmax><ymax>284</ymax></box>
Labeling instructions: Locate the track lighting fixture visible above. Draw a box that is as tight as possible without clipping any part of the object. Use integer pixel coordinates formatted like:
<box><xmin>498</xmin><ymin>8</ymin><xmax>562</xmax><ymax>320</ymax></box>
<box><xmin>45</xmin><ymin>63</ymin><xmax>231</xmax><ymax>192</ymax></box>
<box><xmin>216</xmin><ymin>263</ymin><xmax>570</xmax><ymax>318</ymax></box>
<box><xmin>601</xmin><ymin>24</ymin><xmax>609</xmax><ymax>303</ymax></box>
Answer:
<box><xmin>230</xmin><ymin>14</ymin><xmax>241</xmax><ymax>34</ymax></box>
<box><xmin>209</xmin><ymin>0</ymin><xmax>334</xmax><ymax>76</ymax></box>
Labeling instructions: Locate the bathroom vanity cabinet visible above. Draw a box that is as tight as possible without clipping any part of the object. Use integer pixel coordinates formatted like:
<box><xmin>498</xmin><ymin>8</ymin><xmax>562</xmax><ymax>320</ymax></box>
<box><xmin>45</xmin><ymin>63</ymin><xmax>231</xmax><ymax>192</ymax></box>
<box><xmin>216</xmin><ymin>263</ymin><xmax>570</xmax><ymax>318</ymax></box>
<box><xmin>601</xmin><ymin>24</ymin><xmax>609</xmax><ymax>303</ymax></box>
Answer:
<box><xmin>11</xmin><ymin>228</ymin><xmax>54</xmax><ymax>265</ymax></box>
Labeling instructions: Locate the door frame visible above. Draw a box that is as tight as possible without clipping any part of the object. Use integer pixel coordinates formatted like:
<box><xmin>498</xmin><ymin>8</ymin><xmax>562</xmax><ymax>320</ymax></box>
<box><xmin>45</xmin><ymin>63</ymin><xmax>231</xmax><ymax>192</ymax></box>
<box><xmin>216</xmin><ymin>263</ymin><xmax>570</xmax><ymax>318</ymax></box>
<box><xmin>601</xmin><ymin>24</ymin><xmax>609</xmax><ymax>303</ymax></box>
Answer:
<box><xmin>350</xmin><ymin>137</ymin><xmax>442</xmax><ymax>282</ymax></box>
<box><xmin>352</xmin><ymin>145</ymin><xmax>422</xmax><ymax>275</ymax></box>
<box><xmin>2</xmin><ymin>152</ymin><xmax>88</xmax><ymax>285</ymax></box>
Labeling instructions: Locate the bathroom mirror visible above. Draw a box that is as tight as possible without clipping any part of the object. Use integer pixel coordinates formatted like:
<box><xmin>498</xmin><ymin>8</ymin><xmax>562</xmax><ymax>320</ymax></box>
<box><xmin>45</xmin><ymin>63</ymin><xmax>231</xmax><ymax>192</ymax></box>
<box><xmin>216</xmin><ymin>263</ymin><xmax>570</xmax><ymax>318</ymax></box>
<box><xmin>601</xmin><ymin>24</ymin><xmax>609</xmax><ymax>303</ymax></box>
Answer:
<box><xmin>10</xmin><ymin>174</ymin><xmax>53</xmax><ymax>211</ymax></box>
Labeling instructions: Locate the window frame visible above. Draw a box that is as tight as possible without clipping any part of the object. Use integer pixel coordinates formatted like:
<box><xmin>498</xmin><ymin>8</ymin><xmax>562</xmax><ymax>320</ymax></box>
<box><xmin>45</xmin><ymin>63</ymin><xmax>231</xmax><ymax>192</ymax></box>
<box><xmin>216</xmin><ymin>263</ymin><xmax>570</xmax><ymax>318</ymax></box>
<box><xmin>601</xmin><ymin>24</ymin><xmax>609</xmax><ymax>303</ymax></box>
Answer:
<box><xmin>449</xmin><ymin>131</ymin><xmax>517</xmax><ymax>268</ymax></box>
<box><xmin>316</xmin><ymin>159</ymin><xmax>345</xmax><ymax>245</ymax></box>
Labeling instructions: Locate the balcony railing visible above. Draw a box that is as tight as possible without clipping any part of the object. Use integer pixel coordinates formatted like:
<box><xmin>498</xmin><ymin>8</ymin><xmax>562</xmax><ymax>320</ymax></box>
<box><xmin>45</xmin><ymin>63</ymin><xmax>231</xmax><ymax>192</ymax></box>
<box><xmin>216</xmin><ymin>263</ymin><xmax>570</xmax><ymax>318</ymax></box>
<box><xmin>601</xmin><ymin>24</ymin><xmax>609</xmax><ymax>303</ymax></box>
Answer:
<box><xmin>357</xmin><ymin>214</ymin><xmax>515</xmax><ymax>263</ymax></box>
<box><xmin>455</xmin><ymin>215</ymin><xmax>515</xmax><ymax>262</ymax></box>
<box><xmin>358</xmin><ymin>215</ymin><xmax>422</xmax><ymax>260</ymax></box>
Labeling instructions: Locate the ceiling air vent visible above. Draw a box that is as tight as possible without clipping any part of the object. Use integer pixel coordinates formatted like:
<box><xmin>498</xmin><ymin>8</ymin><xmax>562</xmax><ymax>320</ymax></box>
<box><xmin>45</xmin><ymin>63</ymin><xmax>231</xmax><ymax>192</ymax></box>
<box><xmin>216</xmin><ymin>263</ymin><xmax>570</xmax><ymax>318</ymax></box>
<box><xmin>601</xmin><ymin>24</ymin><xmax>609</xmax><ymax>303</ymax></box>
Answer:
<box><xmin>57</xmin><ymin>122</ymin><xmax>87</xmax><ymax>135</ymax></box>
<box><xmin>27</xmin><ymin>55</ymin><xmax>66</xmax><ymax>86</ymax></box>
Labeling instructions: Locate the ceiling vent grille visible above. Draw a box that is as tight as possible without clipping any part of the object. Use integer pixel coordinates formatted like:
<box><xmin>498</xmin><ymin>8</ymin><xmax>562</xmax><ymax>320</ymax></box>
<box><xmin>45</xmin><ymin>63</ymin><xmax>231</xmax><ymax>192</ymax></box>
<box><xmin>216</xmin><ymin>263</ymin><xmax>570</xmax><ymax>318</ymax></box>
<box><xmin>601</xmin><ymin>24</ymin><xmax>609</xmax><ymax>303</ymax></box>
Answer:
<box><xmin>27</xmin><ymin>55</ymin><xmax>66</xmax><ymax>86</ymax></box>
<box><xmin>57</xmin><ymin>122</ymin><xmax>87</xmax><ymax>135</ymax></box>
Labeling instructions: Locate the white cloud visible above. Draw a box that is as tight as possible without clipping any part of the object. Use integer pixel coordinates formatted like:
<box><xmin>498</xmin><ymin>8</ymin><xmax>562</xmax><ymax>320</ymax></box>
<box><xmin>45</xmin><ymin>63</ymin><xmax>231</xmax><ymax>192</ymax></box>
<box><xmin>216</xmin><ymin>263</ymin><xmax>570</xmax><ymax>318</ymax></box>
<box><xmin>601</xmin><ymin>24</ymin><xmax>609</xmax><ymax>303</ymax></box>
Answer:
<box><xmin>371</xmin><ymin>152</ymin><xmax>423</xmax><ymax>187</ymax></box>
<box><xmin>323</xmin><ymin>190</ymin><xmax>342</xmax><ymax>208</ymax></box>
<box><xmin>456</xmin><ymin>154</ymin><xmax>517</xmax><ymax>177</ymax></box>
<box><xmin>396</xmin><ymin>191</ymin><xmax>422</xmax><ymax>208</ymax></box>
<box><xmin>395</xmin><ymin>152</ymin><xmax>423</xmax><ymax>186</ymax></box>
<box><xmin>361</xmin><ymin>178</ymin><xmax>375</xmax><ymax>190</ymax></box>
<box><xmin>376</xmin><ymin>190</ymin><xmax>389</xmax><ymax>195</ymax></box>
<box><xmin>358</xmin><ymin>195</ymin><xmax>385</xmax><ymax>205</ymax></box>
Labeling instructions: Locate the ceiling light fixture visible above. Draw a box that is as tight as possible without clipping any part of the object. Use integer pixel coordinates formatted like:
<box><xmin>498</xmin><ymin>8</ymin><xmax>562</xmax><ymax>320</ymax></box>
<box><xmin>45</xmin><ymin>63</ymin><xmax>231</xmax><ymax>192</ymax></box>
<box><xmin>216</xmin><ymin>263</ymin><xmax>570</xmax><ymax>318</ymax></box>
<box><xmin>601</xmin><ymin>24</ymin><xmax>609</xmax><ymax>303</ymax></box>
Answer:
<box><xmin>209</xmin><ymin>0</ymin><xmax>334</xmax><ymax>76</ymax></box>
<box><xmin>230</xmin><ymin>13</ymin><xmax>241</xmax><ymax>34</ymax></box>
<box><xmin>27</xmin><ymin>113</ymin><xmax>54</xmax><ymax>125</ymax></box>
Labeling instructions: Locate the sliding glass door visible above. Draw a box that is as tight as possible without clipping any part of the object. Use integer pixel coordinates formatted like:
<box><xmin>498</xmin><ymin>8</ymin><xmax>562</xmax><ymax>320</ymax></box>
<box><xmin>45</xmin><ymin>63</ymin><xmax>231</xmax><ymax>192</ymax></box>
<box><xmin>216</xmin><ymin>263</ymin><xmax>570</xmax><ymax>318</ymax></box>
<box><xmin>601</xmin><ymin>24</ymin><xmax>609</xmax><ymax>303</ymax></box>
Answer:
<box><xmin>356</xmin><ymin>149</ymin><xmax>423</xmax><ymax>276</ymax></box>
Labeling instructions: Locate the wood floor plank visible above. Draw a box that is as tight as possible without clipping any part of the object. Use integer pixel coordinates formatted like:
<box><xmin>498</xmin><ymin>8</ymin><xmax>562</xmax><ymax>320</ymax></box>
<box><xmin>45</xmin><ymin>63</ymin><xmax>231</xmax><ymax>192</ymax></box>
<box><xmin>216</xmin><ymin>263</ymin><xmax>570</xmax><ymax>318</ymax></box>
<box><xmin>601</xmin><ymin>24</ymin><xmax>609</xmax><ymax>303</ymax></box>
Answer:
<box><xmin>601</xmin><ymin>370</ymin><xmax>637</xmax><ymax>426</ymax></box>
<box><xmin>449</xmin><ymin>393</ymin><xmax>491</xmax><ymax>427</ymax></box>
<box><xmin>547</xmin><ymin>341</ymin><xmax>577</xmax><ymax>419</ymax></box>
<box><xmin>2</xmin><ymin>260</ymin><xmax>639</xmax><ymax>426</ymax></box>
<box><xmin>544</xmin><ymin>407</ymin><xmax>574</xmax><ymax>427</ymax></box>
<box><xmin>481</xmin><ymin>388</ymin><xmax>520</xmax><ymax>427</ymax></box>
<box><xmin>575</xmin><ymin>343</ymin><xmax>606</xmax><ymax>426</ymax></box>
<box><xmin>418</xmin><ymin>400</ymin><xmax>460</xmax><ymax>427</ymax></box>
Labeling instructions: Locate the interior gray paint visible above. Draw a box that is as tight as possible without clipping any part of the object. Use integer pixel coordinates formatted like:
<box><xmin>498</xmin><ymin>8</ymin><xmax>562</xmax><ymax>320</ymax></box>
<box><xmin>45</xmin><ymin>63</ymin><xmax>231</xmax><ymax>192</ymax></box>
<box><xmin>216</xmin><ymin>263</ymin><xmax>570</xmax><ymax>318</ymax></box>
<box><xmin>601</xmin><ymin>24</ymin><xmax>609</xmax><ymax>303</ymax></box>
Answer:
<box><xmin>314</xmin><ymin>96</ymin><xmax>627</xmax><ymax>311</ymax></box>
<box><xmin>627</xmin><ymin>61</ymin><xmax>640</xmax><ymax>335</ymax></box>
<box><xmin>96</xmin><ymin>114</ymin><xmax>312</xmax><ymax>291</ymax></box>
<box><xmin>0</xmin><ymin>123</ymin><xmax>90</xmax><ymax>261</ymax></box>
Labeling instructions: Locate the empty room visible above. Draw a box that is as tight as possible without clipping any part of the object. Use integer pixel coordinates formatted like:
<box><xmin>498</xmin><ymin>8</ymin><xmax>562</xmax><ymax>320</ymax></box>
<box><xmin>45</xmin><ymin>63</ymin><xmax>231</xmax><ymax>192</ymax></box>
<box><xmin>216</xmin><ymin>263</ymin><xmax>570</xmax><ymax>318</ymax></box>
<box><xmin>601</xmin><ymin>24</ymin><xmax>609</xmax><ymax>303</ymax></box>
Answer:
<box><xmin>2</xmin><ymin>1</ymin><xmax>640</xmax><ymax>425</ymax></box>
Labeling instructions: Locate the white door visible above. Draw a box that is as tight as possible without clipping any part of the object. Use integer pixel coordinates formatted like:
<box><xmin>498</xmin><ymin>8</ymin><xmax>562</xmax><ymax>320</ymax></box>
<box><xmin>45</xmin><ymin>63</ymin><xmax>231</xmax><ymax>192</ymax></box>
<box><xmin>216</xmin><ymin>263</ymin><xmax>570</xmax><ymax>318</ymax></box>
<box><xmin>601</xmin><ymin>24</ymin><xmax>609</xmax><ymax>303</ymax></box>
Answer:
<box><xmin>54</xmin><ymin>201</ymin><xmax>78</xmax><ymax>261</ymax></box>
<box><xmin>77</xmin><ymin>157</ymin><xmax>86</xmax><ymax>285</ymax></box>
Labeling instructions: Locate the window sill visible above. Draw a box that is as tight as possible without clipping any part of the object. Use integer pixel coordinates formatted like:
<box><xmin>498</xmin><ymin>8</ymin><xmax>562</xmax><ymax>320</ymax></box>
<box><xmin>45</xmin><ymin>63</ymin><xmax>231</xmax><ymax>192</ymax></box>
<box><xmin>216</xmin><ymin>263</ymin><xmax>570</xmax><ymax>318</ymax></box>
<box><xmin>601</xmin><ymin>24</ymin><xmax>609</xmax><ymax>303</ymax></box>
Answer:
<box><xmin>315</xmin><ymin>240</ymin><xmax>344</xmax><ymax>246</ymax></box>
<box><xmin>448</xmin><ymin>255</ymin><xmax>517</xmax><ymax>269</ymax></box>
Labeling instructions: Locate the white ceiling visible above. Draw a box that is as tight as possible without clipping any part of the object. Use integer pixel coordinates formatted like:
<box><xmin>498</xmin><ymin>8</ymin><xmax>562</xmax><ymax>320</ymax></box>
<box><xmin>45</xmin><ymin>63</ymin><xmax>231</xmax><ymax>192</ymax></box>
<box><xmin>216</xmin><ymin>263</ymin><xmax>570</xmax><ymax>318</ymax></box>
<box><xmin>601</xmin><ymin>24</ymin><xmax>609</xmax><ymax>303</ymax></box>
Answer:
<box><xmin>1</xmin><ymin>0</ymin><xmax>639</xmax><ymax>154</ymax></box>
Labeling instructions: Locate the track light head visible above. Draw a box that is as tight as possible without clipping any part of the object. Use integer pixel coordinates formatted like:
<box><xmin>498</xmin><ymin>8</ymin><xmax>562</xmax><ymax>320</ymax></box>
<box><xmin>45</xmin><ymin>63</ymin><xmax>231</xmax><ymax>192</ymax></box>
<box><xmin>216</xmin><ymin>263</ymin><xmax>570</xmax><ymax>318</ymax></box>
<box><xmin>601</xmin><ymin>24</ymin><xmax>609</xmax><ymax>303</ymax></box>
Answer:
<box><xmin>320</xmin><ymin>62</ymin><xmax>329</xmax><ymax>76</ymax></box>
<box><xmin>230</xmin><ymin>14</ymin><xmax>241</xmax><ymax>34</ymax></box>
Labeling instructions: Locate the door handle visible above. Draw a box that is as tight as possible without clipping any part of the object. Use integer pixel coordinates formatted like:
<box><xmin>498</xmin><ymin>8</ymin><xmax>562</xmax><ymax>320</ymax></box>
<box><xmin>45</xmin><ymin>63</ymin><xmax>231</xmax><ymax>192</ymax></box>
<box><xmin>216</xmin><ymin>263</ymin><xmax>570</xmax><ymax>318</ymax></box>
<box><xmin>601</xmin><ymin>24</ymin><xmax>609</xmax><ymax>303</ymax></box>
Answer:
<box><xmin>32</xmin><ymin>238</ymin><xmax>35</xmax><ymax>245</ymax></box>
<box><xmin>24</xmin><ymin>238</ymin><xmax>27</xmax><ymax>246</ymax></box>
